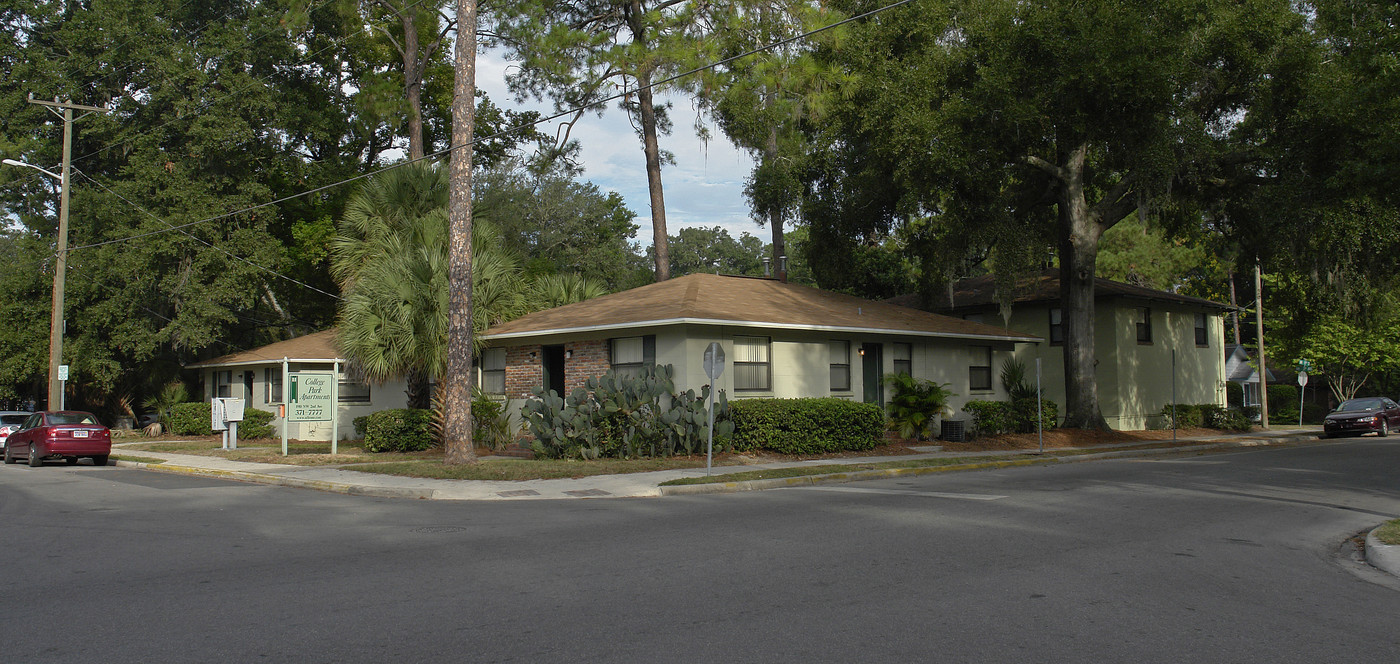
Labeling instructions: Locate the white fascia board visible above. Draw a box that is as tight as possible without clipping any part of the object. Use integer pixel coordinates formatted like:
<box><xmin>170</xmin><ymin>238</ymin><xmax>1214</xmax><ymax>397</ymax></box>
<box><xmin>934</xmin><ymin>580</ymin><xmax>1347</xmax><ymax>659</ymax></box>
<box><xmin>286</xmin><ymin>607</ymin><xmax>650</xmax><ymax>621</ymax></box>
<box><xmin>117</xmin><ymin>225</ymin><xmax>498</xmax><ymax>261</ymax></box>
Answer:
<box><xmin>186</xmin><ymin>357</ymin><xmax>345</xmax><ymax>370</ymax></box>
<box><xmin>482</xmin><ymin>317</ymin><xmax>1041</xmax><ymax>344</ymax></box>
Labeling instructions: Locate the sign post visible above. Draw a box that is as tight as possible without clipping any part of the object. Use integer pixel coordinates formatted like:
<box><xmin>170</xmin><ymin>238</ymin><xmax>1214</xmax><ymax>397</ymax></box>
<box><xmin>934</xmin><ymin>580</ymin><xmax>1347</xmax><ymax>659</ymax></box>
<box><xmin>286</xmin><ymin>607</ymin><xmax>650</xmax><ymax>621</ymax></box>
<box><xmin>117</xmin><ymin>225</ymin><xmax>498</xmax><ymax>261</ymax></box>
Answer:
<box><xmin>703</xmin><ymin>342</ymin><xmax>726</xmax><ymax>476</ymax></box>
<box><xmin>58</xmin><ymin>364</ymin><xmax>68</xmax><ymax>410</ymax></box>
<box><xmin>285</xmin><ymin>371</ymin><xmax>335</xmax><ymax>456</ymax></box>
<box><xmin>1297</xmin><ymin>370</ymin><xmax>1308</xmax><ymax>428</ymax></box>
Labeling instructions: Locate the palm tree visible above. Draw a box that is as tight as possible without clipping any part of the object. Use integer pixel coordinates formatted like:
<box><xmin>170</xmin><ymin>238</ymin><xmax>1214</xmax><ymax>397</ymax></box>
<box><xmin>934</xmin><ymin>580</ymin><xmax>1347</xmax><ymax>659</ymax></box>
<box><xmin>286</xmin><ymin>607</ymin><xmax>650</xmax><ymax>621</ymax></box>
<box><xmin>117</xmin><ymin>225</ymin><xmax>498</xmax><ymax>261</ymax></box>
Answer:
<box><xmin>531</xmin><ymin>273</ymin><xmax>608</xmax><ymax>309</ymax></box>
<box><xmin>334</xmin><ymin>162</ymin><xmax>535</xmax><ymax>408</ymax></box>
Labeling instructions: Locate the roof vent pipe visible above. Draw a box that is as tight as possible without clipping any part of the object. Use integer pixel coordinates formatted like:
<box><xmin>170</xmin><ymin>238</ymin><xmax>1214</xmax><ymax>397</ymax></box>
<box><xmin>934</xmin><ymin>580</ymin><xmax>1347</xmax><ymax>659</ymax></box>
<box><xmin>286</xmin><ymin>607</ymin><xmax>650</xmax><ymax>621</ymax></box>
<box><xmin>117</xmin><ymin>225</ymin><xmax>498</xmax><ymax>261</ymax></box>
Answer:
<box><xmin>778</xmin><ymin>255</ymin><xmax>788</xmax><ymax>283</ymax></box>
<box><xmin>762</xmin><ymin>256</ymin><xmax>771</xmax><ymax>277</ymax></box>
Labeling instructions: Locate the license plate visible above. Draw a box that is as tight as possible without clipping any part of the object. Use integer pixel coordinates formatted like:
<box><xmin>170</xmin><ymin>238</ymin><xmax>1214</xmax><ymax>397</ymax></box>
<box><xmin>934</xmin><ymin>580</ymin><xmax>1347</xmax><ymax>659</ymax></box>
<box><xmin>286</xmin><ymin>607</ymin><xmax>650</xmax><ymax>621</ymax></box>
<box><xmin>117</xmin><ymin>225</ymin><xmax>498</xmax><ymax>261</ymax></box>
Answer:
<box><xmin>73</xmin><ymin>430</ymin><xmax>89</xmax><ymax>438</ymax></box>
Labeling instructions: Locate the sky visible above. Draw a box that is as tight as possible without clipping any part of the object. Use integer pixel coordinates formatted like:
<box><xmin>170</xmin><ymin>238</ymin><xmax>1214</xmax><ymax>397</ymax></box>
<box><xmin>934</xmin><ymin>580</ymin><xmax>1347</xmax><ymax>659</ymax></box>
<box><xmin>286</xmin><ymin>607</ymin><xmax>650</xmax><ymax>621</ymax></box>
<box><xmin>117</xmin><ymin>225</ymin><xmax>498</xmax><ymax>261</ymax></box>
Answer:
<box><xmin>476</xmin><ymin>51</ymin><xmax>769</xmax><ymax>249</ymax></box>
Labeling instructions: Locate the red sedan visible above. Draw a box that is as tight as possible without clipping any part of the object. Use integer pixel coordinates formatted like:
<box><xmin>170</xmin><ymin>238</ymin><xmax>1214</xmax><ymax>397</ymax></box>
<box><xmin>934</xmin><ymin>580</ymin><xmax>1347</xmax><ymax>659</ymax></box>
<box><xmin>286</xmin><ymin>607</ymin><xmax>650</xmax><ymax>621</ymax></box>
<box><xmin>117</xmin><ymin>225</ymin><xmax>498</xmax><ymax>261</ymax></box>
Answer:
<box><xmin>2</xmin><ymin>411</ymin><xmax>111</xmax><ymax>467</ymax></box>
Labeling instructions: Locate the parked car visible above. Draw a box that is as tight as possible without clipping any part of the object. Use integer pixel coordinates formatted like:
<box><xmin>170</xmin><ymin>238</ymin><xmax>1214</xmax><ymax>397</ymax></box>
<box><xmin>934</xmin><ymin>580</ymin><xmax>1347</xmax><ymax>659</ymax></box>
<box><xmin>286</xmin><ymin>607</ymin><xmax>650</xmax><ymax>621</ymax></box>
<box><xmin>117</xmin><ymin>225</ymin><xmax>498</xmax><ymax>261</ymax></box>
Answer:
<box><xmin>1321</xmin><ymin>397</ymin><xmax>1400</xmax><ymax>438</ymax></box>
<box><xmin>0</xmin><ymin>410</ymin><xmax>32</xmax><ymax>453</ymax></box>
<box><xmin>2</xmin><ymin>411</ymin><xmax>112</xmax><ymax>467</ymax></box>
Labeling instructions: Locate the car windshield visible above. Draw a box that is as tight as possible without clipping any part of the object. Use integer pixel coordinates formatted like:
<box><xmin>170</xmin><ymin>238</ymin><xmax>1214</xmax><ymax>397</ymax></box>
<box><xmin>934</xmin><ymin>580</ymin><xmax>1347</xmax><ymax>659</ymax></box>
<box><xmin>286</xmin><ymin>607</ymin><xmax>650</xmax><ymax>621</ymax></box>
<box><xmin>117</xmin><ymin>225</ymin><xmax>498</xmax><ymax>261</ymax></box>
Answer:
<box><xmin>1336</xmin><ymin>398</ymin><xmax>1385</xmax><ymax>412</ymax></box>
<box><xmin>0</xmin><ymin>414</ymin><xmax>28</xmax><ymax>425</ymax></box>
<box><xmin>48</xmin><ymin>413</ymin><xmax>98</xmax><ymax>425</ymax></box>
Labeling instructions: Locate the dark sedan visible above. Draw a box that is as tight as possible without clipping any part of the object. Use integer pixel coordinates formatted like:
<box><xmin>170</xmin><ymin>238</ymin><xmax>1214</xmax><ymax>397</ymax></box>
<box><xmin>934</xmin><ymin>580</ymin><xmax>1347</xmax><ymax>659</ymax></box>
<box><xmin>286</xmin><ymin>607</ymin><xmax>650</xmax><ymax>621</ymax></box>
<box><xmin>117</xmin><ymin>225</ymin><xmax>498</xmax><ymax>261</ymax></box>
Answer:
<box><xmin>1322</xmin><ymin>397</ymin><xmax>1400</xmax><ymax>438</ymax></box>
<box><xmin>2</xmin><ymin>411</ymin><xmax>111</xmax><ymax>467</ymax></box>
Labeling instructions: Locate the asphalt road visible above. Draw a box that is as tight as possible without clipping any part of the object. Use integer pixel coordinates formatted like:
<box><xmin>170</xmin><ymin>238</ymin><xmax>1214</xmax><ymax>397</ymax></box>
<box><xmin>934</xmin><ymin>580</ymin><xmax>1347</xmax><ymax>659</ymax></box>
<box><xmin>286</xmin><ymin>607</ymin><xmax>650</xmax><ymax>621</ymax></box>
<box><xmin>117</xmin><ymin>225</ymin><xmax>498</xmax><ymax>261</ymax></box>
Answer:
<box><xmin>3</xmin><ymin>438</ymin><xmax>1399</xmax><ymax>663</ymax></box>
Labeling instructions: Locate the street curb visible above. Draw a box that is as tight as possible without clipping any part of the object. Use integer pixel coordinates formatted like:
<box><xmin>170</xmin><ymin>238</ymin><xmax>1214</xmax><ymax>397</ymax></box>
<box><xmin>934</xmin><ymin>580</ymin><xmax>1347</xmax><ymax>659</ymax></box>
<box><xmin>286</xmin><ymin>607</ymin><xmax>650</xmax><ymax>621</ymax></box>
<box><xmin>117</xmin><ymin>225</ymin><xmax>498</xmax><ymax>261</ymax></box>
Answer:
<box><xmin>660</xmin><ymin>458</ymin><xmax>1055</xmax><ymax>495</ymax></box>
<box><xmin>113</xmin><ymin>460</ymin><xmax>435</xmax><ymax>500</ymax></box>
<box><xmin>660</xmin><ymin>434</ymin><xmax>1319</xmax><ymax>496</ymax></box>
<box><xmin>1365</xmin><ymin>528</ymin><xmax>1400</xmax><ymax>579</ymax></box>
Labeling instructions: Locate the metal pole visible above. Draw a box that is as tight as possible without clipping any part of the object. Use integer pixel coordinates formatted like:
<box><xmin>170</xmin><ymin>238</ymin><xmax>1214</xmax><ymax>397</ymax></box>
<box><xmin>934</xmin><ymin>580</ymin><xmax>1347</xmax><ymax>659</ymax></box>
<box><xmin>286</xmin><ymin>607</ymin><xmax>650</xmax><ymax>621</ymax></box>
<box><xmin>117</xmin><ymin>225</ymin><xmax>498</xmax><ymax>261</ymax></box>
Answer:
<box><xmin>706</xmin><ymin>384</ymin><xmax>715</xmax><ymax>476</ymax></box>
<box><xmin>331</xmin><ymin>360</ymin><xmax>340</xmax><ymax>455</ymax></box>
<box><xmin>1255</xmin><ymin>262</ymin><xmax>1270</xmax><ymax>429</ymax></box>
<box><xmin>1172</xmin><ymin>349</ymin><xmax>1177</xmax><ymax>441</ymax></box>
<box><xmin>1299</xmin><ymin>383</ymin><xmax>1305</xmax><ymax>428</ymax></box>
<box><xmin>281</xmin><ymin>357</ymin><xmax>289</xmax><ymax>456</ymax></box>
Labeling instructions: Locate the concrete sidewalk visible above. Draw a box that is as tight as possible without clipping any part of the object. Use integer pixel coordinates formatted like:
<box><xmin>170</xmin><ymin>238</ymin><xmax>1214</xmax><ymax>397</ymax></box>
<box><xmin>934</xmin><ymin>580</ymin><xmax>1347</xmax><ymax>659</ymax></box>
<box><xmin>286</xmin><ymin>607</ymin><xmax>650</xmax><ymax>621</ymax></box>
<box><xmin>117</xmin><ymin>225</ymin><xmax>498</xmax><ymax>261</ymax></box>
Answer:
<box><xmin>111</xmin><ymin>428</ymin><xmax>1324</xmax><ymax>501</ymax></box>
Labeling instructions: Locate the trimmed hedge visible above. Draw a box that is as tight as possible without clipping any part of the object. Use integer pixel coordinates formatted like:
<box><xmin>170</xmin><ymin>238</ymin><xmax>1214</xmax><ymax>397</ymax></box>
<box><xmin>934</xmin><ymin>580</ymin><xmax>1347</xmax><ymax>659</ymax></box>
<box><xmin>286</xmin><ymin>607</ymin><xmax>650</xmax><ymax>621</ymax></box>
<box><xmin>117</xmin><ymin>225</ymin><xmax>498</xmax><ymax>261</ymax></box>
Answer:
<box><xmin>729</xmin><ymin>398</ymin><xmax>884</xmax><ymax>454</ymax></box>
<box><xmin>363</xmin><ymin>408</ymin><xmax>434</xmax><ymax>452</ymax></box>
<box><xmin>1160</xmin><ymin>403</ymin><xmax>1252</xmax><ymax>431</ymax></box>
<box><xmin>964</xmin><ymin>400</ymin><xmax>1014</xmax><ymax>436</ymax></box>
<box><xmin>167</xmin><ymin>402</ymin><xmax>274</xmax><ymax>438</ymax></box>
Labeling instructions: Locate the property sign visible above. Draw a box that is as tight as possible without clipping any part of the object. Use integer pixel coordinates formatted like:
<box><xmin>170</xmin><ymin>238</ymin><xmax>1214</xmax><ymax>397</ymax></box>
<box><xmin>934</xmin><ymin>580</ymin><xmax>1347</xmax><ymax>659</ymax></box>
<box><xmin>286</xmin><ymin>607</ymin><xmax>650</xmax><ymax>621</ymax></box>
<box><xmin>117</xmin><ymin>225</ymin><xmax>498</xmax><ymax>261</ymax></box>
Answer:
<box><xmin>287</xmin><ymin>372</ymin><xmax>335</xmax><ymax>422</ymax></box>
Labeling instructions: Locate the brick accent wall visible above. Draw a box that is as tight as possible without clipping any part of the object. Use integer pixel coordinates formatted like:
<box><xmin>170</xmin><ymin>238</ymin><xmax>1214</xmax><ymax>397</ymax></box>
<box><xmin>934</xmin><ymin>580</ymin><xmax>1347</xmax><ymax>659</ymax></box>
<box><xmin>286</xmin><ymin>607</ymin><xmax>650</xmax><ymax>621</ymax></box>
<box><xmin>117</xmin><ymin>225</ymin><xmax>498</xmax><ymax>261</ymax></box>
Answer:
<box><xmin>503</xmin><ymin>339</ymin><xmax>613</xmax><ymax>399</ymax></box>
<box><xmin>565</xmin><ymin>339</ymin><xmax>610</xmax><ymax>393</ymax></box>
<box><xmin>505</xmin><ymin>346</ymin><xmax>542</xmax><ymax>399</ymax></box>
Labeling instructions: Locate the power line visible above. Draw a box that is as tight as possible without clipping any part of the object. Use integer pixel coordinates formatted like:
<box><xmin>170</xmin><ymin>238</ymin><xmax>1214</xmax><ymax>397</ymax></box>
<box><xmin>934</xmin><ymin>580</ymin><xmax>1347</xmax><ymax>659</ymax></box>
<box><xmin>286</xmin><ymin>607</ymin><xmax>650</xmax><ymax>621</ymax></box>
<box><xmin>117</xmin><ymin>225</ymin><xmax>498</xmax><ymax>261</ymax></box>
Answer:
<box><xmin>68</xmin><ymin>0</ymin><xmax>920</xmax><ymax>254</ymax></box>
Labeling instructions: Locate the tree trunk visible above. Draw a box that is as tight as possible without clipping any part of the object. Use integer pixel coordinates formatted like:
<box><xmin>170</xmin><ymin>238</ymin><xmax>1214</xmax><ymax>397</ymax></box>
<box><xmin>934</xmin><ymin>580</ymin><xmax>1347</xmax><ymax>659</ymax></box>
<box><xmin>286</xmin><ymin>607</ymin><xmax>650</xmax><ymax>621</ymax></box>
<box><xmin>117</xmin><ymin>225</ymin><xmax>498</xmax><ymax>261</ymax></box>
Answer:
<box><xmin>1056</xmin><ymin>144</ymin><xmax>1110</xmax><ymax>430</ymax></box>
<box><xmin>628</xmin><ymin>0</ymin><xmax>670</xmax><ymax>282</ymax></box>
<box><xmin>765</xmin><ymin>124</ymin><xmax>785</xmax><ymax>270</ymax></box>
<box><xmin>404</xmin><ymin>366</ymin><xmax>431</xmax><ymax>410</ymax></box>
<box><xmin>442</xmin><ymin>0</ymin><xmax>478</xmax><ymax>465</ymax></box>
<box><xmin>401</xmin><ymin>8</ymin><xmax>425</xmax><ymax>160</ymax></box>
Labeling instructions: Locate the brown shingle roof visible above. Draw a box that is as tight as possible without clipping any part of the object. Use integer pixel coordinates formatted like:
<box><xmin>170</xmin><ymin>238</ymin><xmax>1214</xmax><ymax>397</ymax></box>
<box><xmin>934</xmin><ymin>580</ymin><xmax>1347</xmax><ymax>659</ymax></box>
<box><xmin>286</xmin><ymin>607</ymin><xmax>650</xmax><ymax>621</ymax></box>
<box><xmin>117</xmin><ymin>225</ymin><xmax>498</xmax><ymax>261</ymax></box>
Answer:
<box><xmin>483</xmin><ymin>273</ymin><xmax>1039</xmax><ymax>342</ymax></box>
<box><xmin>186</xmin><ymin>329</ymin><xmax>343</xmax><ymax>368</ymax></box>
<box><xmin>887</xmin><ymin>270</ymin><xmax>1232</xmax><ymax>312</ymax></box>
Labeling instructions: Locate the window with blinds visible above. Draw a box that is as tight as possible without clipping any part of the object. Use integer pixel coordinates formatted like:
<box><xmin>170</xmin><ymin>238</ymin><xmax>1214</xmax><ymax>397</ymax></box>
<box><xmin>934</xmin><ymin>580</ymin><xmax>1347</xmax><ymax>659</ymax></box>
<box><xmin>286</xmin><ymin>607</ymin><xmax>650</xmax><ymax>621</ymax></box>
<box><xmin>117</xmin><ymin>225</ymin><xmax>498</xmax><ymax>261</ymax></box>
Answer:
<box><xmin>733</xmin><ymin>336</ymin><xmax>771</xmax><ymax>391</ymax></box>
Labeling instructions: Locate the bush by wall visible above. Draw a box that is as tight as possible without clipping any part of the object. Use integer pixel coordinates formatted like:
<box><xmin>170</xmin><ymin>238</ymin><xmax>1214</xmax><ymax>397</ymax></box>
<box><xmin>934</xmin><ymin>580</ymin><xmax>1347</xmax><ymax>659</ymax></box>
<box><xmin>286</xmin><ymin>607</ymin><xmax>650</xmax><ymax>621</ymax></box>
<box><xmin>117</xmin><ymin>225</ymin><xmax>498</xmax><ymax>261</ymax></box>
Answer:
<box><xmin>1011</xmin><ymin>397</ymin><xmax>1058</xmax><ymax>433</ymax></box>
<box><xmin>1160</xmin><ymin>404</ymin><xmax>1252</xmax><ymax>431</ymax></box>
<box><xmin>1226</xmin><ymin>381</ymin><xmax>1243</xmax><ymax>407</ymax></box>
<box><xmin>729</xmin><ymin>398</ymin><xmax>884</xmax><ymax>455</ymax></box>
<box><xmin>353</xmin><ymin>415</ymin><xmax>368</xmax><ymax>438</ymax></box>
<box><xmin>364</xmin><ymin>408</ymin><xmax>434</xmax><ymax>452</ymax></box>
<box><xmin>963</xmin><ymin>400</ymin><xmax>1014</xmax><ymax>436</ymax></box>
<box><xmin>167</xmin><ymin>402</ymin><xmax>274</xmax><ymax>438</ymax></box>
<box><xmin>1268</xmin><ymin>384</ymin><xmax>1299</xmax><ymax>410</ymax></box>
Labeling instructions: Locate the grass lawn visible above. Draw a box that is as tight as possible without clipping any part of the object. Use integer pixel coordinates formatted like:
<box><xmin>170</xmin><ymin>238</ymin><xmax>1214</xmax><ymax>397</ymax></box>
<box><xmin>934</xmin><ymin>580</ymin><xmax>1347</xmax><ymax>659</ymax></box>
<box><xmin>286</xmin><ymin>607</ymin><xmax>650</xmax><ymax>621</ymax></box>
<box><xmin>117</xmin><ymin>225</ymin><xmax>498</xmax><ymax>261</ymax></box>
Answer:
<box><xmin>110</xmin><ymin>454</ymin><xmax>167</xmax><ymax>465</ymax></box>
<box><xmin>118</xmin><ymin>438</ymin><xmax>431</xmax><ymax>466</ymax></box>
<box><xmin>1377</xmin><ymin>519</ymin><xmax>1400</xmax><ymax>546</ymax></box>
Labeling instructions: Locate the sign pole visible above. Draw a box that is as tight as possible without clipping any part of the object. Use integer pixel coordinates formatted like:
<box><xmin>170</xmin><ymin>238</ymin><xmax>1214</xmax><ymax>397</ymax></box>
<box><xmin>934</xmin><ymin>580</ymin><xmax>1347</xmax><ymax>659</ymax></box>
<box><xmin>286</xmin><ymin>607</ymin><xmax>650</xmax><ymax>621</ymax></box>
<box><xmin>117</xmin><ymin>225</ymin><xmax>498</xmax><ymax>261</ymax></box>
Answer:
<box><xmin>332</xmin><ymin>360</ymin><xmax>340</xmax><ymax>455</ymax></box>
<box><xmin>281</xmin><ymin>357</ymin><xmax>289</xmax><ymax>456</ymax></box>
<box><xmin>1036</xmin><ymin>357</ymin><xmax>1043</xmax><ymax>454</ymax></box>
<box><xmin>702</xmin><ymin>342</ymin><xmax>726</xmax><ymax>477</ymax></box>
<box><xmin>1297</xmin><ymin>369</ymin><xmax>1308</xmax><ymax>428</ymax></box>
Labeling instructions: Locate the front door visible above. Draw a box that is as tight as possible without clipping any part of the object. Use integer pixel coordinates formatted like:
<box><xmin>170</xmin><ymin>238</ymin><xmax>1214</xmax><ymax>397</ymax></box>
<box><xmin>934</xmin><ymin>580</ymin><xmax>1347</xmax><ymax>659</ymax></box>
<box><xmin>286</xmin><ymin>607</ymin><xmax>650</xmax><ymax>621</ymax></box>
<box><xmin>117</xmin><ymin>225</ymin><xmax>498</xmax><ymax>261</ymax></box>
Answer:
<box><xmin>542</xmin><ymin>345</ymin><xmax>566</xmax><ymax>397</ymax></box>
<box><xmin>861</xmin><ymin>343</ymin><xmax>884</xmax><ymax>404</ymax></box>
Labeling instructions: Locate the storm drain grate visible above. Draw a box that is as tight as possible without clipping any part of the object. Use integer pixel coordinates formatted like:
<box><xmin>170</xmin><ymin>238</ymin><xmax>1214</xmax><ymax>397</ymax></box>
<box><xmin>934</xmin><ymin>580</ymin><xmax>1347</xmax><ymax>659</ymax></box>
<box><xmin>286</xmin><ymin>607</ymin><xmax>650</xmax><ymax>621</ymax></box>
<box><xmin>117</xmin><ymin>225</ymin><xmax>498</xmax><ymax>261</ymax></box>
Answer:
<box><xmin>497</xmin><ymin>489</ymin><xmax>541</xmax><ymax>497</ymax></box>
<box><xmin>412</xmin><ymin>526</ymin><xmax>468</xmax><ymax>534</ymax></box>
<box><xmin>564</xmin><ymin>489</ymin><xmax>612</xmax><ymax>497</ymax></box>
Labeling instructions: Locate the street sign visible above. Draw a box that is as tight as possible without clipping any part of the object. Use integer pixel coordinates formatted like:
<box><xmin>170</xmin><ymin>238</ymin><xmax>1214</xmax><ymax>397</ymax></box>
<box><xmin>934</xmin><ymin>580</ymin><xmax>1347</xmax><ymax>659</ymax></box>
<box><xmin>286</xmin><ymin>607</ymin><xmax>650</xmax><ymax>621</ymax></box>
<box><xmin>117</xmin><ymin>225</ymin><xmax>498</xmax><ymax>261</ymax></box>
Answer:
<box><xmin>287</xmin><ymin>372</ymin><xmax>335</xmax><ymax>422</ymax></box>
<box><xmin>1297</xmin><ymin>371</ymin><xmax>1308</xmax><ymax>387</ymax></box>
<box><xmin>58</xmin><ymin>364</ymin><xmax>69</xmax><ymax>381</ymax></box>
<box><xmin>703</xmin><ymin>342</ymin><xmax>726</xmax><ymax>381</ymax></box>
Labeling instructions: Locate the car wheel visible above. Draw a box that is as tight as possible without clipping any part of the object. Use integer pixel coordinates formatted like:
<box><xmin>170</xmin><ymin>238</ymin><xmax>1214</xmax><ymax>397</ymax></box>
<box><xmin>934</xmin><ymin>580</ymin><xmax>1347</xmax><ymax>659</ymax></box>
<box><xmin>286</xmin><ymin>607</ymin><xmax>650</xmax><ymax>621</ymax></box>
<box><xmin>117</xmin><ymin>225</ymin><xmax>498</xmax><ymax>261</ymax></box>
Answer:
<box><xmin>65</xmin><ymin>456</ymin><xmax>78</xmax><ymax>465</ymax></box>
<box><xmin>91</xmin><ymin>455</ymin><xmax>108</xmax><ymax>467</ymax></box>
<box><xmin>1380</xmin><ymin>421</ymin><xmax>1389</xmax><ymax>438</ymax></box>
<box><xmin>3</xmin><ymin>446</ymin><xmax>13</xmax><ymax>464</ymax></box>
<box><xmin>28</xmin><ymin>445</ymin><xmax>42</xmax><ymax>467</ymax></box>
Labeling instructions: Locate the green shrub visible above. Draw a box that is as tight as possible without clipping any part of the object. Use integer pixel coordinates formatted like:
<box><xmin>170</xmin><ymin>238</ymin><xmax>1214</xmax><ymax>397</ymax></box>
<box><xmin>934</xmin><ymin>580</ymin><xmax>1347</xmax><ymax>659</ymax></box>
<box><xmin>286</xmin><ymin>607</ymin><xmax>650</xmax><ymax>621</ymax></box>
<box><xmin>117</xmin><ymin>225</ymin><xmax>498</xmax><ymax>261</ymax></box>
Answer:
<box><xmin>884</xmin><ymin>373</ymin><xmax>955</xmax><ymax>440</ymax></box>
<box><xmin>166</xmin><ymin>402</ymin><xmax>275</xmax><ymax>437</ymax></box>
<box><xmin>168</xmin><ymin>402</ymin><xmax>214</xmax><ymax>435</ymax></box>
<box><xmin>1162</xmin><ymin>404</ymin><xmax>1254</xmax><ymax>431</ymax></box>
<box><xmin>239</xmin><ymin>408</ymin><xmax>275</xmax><ymax>439</ymax></box>
<box><xmin>1159</xmin><ymin>404</ymin><xmax>1204</xmax><ymax>429</ymax></box>
<box><xmin>729</xmin><ymin>398</ymin><xmax>884</xmax><ymax>454</ymax></box>
<box><xmin>353</xmin><ymin>415</ymin><xmax>368</xmax><ymax>438</ymax></box>
<box><xmin>1011</xmin><ymin>397</ymin><xmax>1058</xmax><ymax>433</ymax></box>
<box><xmin>1225</xmin><ymin>381</ymin><xmax>1243</xmax><ymax>407</ymax></box>
<box><xmin>1268</xmin><ymin>384</ymin><xmax>1299</xmax><ymax>410</ymax></box>
<box><xmin>472</xmin><ymin>391</ymin><xmax>516</xmax><ymax>451</ymax></box>
<box><xmin>364</xmin><ymin>409</ymin><xmax>434</xmax><ymax>452</ymax></box>
<box><xmin>963</xmin><ymin>400</ymin><xmax>1014</xmax><ymax>436</ymax></box>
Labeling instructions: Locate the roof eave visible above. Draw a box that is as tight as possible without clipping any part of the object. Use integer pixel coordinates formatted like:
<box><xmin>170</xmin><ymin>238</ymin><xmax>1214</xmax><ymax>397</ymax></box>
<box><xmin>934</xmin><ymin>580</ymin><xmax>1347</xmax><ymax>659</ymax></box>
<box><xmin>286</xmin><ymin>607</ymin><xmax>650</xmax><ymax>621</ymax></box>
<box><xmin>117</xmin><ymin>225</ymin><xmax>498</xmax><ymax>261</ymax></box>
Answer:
<box><xmin>483</xmin><ymin>317</ymin><xmax>1040</xmax><ymax>344</ymax></box>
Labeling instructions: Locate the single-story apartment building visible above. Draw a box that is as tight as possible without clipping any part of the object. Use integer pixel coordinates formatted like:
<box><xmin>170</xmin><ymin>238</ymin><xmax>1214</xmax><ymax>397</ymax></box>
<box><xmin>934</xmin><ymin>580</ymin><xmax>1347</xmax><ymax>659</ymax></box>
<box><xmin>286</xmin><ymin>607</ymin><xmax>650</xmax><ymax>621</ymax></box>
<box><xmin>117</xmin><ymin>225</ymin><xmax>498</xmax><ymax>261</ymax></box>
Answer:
<box><xmin>186</xmin><ymin>330</ymin><xmax>405</xmax><ymax>441</ymax></box>
<box><xmin>478</xmin><ymin>273</ymin><xmax>1040</xmax><ymax>417</ymax></box>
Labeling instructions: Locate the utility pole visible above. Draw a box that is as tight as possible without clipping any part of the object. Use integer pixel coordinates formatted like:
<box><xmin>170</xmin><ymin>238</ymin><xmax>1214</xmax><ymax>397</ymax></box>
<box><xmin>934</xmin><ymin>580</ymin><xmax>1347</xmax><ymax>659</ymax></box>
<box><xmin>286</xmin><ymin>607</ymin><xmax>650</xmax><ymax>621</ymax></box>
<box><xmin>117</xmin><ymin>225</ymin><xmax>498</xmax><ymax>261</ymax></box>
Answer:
<box><xmin>1255</xmin><ymin>261</ymin><xmax>1269</xmax><ymax>429</ymax></box>
<box><xmin>27</xmin><ymin>96</ymin><xmax>109</xmax><ymax>411</ymax></box>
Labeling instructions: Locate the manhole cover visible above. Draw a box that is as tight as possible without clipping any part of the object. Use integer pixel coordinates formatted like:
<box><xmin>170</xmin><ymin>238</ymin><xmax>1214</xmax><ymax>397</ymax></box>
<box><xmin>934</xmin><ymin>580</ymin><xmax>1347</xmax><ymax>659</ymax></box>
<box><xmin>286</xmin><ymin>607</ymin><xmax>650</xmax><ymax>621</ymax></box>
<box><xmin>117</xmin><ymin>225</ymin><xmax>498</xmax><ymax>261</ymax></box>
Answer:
<box><xmin>412</xmin><ymin>526</ymin><xmax>467</xmax><ymax>534</ymax></box>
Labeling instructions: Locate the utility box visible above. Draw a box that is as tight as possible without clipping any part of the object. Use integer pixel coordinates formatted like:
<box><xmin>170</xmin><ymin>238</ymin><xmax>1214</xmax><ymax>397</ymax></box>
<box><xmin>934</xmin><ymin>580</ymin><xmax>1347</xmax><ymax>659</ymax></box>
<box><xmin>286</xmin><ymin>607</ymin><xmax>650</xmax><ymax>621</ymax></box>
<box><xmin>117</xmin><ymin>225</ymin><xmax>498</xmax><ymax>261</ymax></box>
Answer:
<box><xmin>940</xmin><ymin>419</ymin><xmax>967</xmax><ymax>443</ymax></box>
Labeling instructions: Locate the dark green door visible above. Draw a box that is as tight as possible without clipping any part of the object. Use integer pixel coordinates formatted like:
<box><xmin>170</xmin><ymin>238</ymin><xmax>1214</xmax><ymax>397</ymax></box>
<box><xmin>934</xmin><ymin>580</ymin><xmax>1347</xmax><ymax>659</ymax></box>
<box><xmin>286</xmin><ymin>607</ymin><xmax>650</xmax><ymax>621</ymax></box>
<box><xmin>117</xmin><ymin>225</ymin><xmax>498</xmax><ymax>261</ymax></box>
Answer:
<box><xmin>861</xmin><ymin>343</ymin><xmax>883</xmax><ymax>404</ymax></box>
